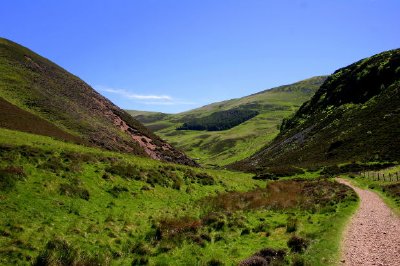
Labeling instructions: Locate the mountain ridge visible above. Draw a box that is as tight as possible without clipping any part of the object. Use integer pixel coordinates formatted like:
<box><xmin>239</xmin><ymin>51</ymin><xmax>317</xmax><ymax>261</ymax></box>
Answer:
<box><xmin>232</xmin><ymin>48</ymin><xmax>400</xmax><ymax>171</ymax></box>
<box><xmin>0</xmin><ymin>37</ymin><xmax>196</xmax><ymax>166</ymax></box>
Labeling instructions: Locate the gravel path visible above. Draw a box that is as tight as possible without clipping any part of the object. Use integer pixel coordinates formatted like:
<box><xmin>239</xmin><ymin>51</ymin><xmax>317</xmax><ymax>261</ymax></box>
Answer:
<box><xmin>337</xmin><ymin>178</ymin><xmax>400</xmax><ymax>266</ymax></box>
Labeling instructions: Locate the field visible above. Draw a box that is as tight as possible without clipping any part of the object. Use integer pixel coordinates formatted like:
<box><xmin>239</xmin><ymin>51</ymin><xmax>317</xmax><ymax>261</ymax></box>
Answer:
<box><xmin>0</xmin><ymin>128</ymin><xmax>358</xmax><ymax>265</ymax></box>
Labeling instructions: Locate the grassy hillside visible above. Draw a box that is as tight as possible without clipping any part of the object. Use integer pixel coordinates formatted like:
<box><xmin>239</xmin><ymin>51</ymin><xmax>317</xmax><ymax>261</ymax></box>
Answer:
<box><xmin>233</xmin><ymin>48</ymin><xmax>400</xmax><ymax>171</ymax></box>
<box><xmin>127</xmin><ymin>76</ymin><xmax>326</xmax><ymax>167</ymax></box>
<box><xmin>0</xmin><ymin>38</ymin><xmax>195</xmax><ymax>166</ymax></box>
<box><xmin>0</xmin><ymin>97</ymin><xmax>83</xmax><ymax>144</ymax></box>
<box><xmin>0</xmin><ymin>127</ymin><xmax>357</xmax><ymax>265</ymax></box>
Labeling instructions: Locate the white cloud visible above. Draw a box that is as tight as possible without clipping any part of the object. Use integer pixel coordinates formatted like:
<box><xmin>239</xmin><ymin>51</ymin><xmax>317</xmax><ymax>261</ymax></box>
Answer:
<box><xmin>98</xmin><ymin>86</ymin><xmax>172</xmax><ymax>100</ymax></box>
<box><xmin>96</xmin><ymin>85</ymin><xmax>195</xmax><ymax>106</ymax></box>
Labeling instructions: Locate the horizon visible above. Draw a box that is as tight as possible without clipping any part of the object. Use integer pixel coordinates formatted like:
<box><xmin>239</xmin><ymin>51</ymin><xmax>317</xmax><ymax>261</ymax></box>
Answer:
<box><xmin>1</xmin><ymin>0</ymin><xmax>399</xmax><ymax>113</ymax></box>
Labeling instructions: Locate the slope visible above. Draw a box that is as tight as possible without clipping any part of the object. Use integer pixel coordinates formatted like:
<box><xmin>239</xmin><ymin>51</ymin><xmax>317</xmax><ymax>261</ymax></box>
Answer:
<box><xmin>234</xmin><ymin>48</ymin><xmax>400</xmax><ymax>171</ymax></box>
<box><xmin>0</xmin><ymin>97</ymin><xmax>82</xmax><ymax>144</ymax></box>
<box><xmin>0</xmin><ymin>127</ymin><xmax>357</xmax><ymax>265</ymax></box>
<box><xmin>0</xmin><ymin>38</ymin><xmax>196</xmax><ymax>166</ymax></box>
<box><xmin>127</xmin><ymin>76</ymin><xmax>326</xmax><ymax>166</ymax></box>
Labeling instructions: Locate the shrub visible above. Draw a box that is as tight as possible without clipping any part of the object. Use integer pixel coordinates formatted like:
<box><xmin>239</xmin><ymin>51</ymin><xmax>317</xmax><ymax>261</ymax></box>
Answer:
<box><xmin>152</xmin><ymin>216</ymin><xmax>201</xmax><ymax>242</ymax></box>
<box><xmin>239</xmin><ymin>255</ymin><xmax>268</xmax><ymax>266</ymax></box>
<box><xmin>0</xmin><ymin>166</ymin><xmax>26</xmax><ymax>191</ymax></box>
<box><xmin>254</xmin><ymin>166</ymin><xmax>304</xmax><ymax>180</ymax></box>
<box><xmin>255</xmin><ymin>248</ymin><xmax>286</xmax><ymax>264</ymax></box>
<box><xmin>287</xmin><ymin>236</ymin><xmax>309</xmax><ymax>253</ymax></box>
<box><xmin>107</xmin><ymin>185</ymin><xmax>129</xmax><ymax>198</ymax></box>
<box><xmin>195</xmin><ymin>172</ymin><xmax>215</xmax><ymax>185</ymax></box>
<box><xmin>252</xmin><ymin>223</ymin><xmax>269</xmax><ymax>233</ymax></box>
<box><xmin>202</xmin><ymin>212</ymin><xmax>226</xmax><ymax>231</ymax></box>
<box><xmin>286</xmin><ymin>216</ymin><xmax>298</xmax><ymax>233</ymax></box>
<box><xmin>59</xmin><ymin>182</ymin><xmax>90</xmax><ymax>201</ymax></box>
<box><xmin>131</xmin><ymin>256</ymin><xmax>149</xmax><ymax>266</ymax></box>
<box><xmin>34</xmin><ymin>238</ymin><xmax>105</xmax><ymax>266</ymax></box>
<box><xmin>200</xmin><ymin>179</ymin><xmax>356</xmax><ymax>212</ymax></box>
<box><xmin>320</xmin><ymin>165</ymin><xmax>341</xmax><ymax>176</ymax></box>
<box><xmin>131</xmin><ymin>242</ymin><xmax>151</xmax><ymax>256</ymax></box>
<box><xmin>381</xmin><ymin>183</ymin><xmax>400</xmax><ymax>198</ymax></box>
<box><xmin>207</xmin><ymin>258</ymin><xmax>225</xmax><ymax>266</ymax></box>
<box><xmin>105</xmin><ymin>162</ymin><xmax>141</xmax><ymax>180</ymax></box>
<box><xmin>240</xmin><ymin>248</ymin><xmax>286</xmax><ymax>266</ymax></box>
<box><xmin>39</xmin><ymin>157</ymin><xmax>66</xmax><ymax>173</ymax></box>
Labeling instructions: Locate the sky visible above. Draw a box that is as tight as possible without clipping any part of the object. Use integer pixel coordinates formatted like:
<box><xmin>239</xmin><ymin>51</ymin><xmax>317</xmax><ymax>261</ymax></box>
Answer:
<box><xmin>1</xmin><ymin>0</ymin><xmax>399</xmax><ymax>113</ymax></box>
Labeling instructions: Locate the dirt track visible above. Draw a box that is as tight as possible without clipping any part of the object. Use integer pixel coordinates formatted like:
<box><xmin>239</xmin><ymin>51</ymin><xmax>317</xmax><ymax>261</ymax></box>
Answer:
<box><xmin>337</xmin><ymin>178</ymin><xmax>400</xmax><ymax>266</ymax></box>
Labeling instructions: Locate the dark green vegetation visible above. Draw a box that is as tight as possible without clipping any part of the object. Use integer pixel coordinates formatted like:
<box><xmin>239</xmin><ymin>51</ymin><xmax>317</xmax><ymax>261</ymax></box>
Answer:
<box><xmin>177</xmin><ymin>109</ymin><xmax>259</xmax><ymax>131</ymax></box>
<box><xmin>128</xmin><ymin>76</ymin><xmax>326</xmax><ymax>166</ymax></box>
<box><xmin>0</xmin><ymin>38</ymin><xmax>195</xmax><ymax>166</ymax></box>
<box><xmin>234</xmin><ymin>48</ymin><xmax>400</xmax><ymax>171</ymax></box>
<box><xmin>0</xmin><ymin>128</ymin><xmax>358</xmax><ymax>265</ymax></box>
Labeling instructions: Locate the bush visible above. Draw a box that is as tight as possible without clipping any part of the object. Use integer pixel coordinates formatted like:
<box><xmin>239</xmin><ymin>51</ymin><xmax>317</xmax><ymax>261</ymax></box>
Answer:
<box><xmin>239</xmin><ymin>255</ymin><xmax>268</xmax><ymax>266</ymax></box>
<box><xmin>59</xmin><ymin>182</ymin><xmax>90</xmax><ymax>201</ymax></box>
<box><xmin>200</xmin><ymin>179</ymin><xmax>356</xmax><ymax>213</ymax></box>
<box><xmin>131</xmin><ymin>256</ymin><xmax>149</xmax><ymax>266</ymax></box>
<box><xmin>34</xmin><ymin>238</ymin><xmax>105</xmax><ymax>266</ymax></box>
<box><xmin>107</xmin><ymin>185</ymin><xmax>129</xmax><ymax>198</ymax></box>
<box><xmin>202</xmin><ymin>212</ymin><xmax>226</xmax><ymax>231</ymax></box>
<box><xmin>131</xmin><ymin>242</ymin><xmax>151</xmax><ymax>256</ymax></box>
<box><xmin>195</xmin><ymin>172</ymin><xmax>215</xmax><ymax>185</ymax></box>
<box><xmin>105</xmin><ymin>162</ymin><xmax>141</xmax><ymax>180</ymax></box>
<box><xmin>0</xmin><ymin>166</ymin><xmax>26</xmax><ymax>191</ymax></box>
<box><xmin>286</xmin><ymin>216</ymin><xmax>298</xmax><ymax>233</ymax></box>
<box><xmin>287</xmin><ymin>236</ymin><xmax>309</xmax><ymax>253</ymax></box>
<box><xmin>207</xmin><ymin>258</ymin><xmax>225</xmax><ymax>266</ymax></box>
<box><xmin>254</xmin><ymin>166</ymin><xmax>304</xmax><ymax>180</ymax></box>
<box><xmin>239</xmin><ymin>248</ymin><xmax>286</xmax><ymax>266</ymax></box>
<box><xmin>254</xmin><ymin>248</ymin><xmax>286</xmax><ymax>264</ymax></box>
<box><xmin>39</xmin><ymin>157</ymin><xmax>66</xmax><ymax>173</ymax></box>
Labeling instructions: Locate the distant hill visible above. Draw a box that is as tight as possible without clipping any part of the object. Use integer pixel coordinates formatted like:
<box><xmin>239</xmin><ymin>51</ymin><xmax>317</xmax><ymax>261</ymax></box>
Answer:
<box><xmin>127</xmin><ymin>76</ymin><xmax>326</xmax><ymax>166</ymax></box>
<box><xmin>233</xmin><ymin>48</ymin><xmax>400</xmax><ymax>171</ymax></box>
<box><xmin>0</xmin><ymin>38</ymin><xmax>196</xmax><ymax>166</ymax></box>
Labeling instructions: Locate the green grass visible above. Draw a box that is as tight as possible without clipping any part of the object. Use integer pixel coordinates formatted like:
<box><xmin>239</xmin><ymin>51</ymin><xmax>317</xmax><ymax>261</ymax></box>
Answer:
<box><xmin>234</xmin><ymin>48</ymin><xmax>400</xmax><ymax>171</ymax></box>
<box><xmin>304</xmin><ymin>194</ymin><xmax>359</xmax><ymax>265</ymax></box>
<box><xmin>0</xmin><ymin>37</ymin><xmax>195</xmax><ymax>165</ymax></box>
<box><xmin>0</xmin><ymin>128</ymin><xmax>357</xmax><ymax>265</ymax></box>
<box><xmin>343</xmin><ymin>170</ymin><xmax>400</xmax><ymax>215</ymax></box>
<box><xmin>127</xmin><ymin>76</ymin><xmax>326</xmax><ymax>167</ymax></box>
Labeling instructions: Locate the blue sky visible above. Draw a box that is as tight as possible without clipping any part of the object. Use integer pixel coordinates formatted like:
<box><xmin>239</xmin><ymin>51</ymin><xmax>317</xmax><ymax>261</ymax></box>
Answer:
<box><xmin>1</xmin><ymin>0</ymin><xmax>399</xmax><ymax>113</ymax></box>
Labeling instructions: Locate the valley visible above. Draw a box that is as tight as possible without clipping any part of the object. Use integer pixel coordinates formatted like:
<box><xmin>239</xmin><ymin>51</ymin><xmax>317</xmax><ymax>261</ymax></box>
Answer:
<box><xmin>127</xmin><ymin>76</ymin><xmax>326</xmax><ymax>167</ymax></box>
<box><xmin>0</xmin><ymin>37</ymin><xmax>399</xmax><ymax>266</ymax></box>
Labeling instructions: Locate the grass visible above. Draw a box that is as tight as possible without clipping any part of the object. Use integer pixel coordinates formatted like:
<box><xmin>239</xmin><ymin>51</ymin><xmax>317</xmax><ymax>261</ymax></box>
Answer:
<box><xmin>234</xmin><ymin>48</ymin><xmax>400</xmax><ymax>171</ymax></box>
<box><xmin>343</xmin><ymin>168</ymin><xmax>400</xmax><ymax>215</ymax></box>
<box><xmin>0</xmin><ymin>127</ymin><xmax>358</xmax><ymax>265</ymax></box>
<box><xmin>0</xmin><ymin>37</ymin><xmax>195</xmax><ymax>165</ymax></box>
<box><xmin>127</xmin><ymin>76</ymin><xmax>326</xmax><ymax>167</ymax></box>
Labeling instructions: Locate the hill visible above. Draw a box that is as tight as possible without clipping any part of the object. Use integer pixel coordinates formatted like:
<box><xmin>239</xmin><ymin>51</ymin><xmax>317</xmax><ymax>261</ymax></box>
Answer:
<box><xmin>0</xmin><ymin>38</ymin><xmax>195</xmax><ymax>166</ymax></box>
<box><xmin>0</xmin><ymin>127</ymin><xmax>358</xmax><ymax>265</ymax></box>
<box><xmin>233</xmin><ymin>48</ymin><xmax>400</xmax><ymax>171</ymax></box>
<box><xmin>127</xmin><ymin>76</ymin><xmax>326</xmax><ymax>166</ymax></box>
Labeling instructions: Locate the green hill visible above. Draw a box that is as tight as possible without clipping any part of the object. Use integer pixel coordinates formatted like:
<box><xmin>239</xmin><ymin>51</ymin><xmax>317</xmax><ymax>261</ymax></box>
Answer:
<box><xmin>0</xmin><ymin>127</ymin><xmax>358</xmax><ymax>265</ymax></box>
<box><xmin>233</xmin><ymin>48</ymin><xmax>400</xmax><ymax>171</ymax></box>
<box><xmin>0</xmin><ymin>38</ymin><xmax>195</xmax><ymax>166</ymax></box>
<box><xmin>127</xmin><ymin>76</ymin><xmax>326</xmax><ymax>166</ymax></box>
